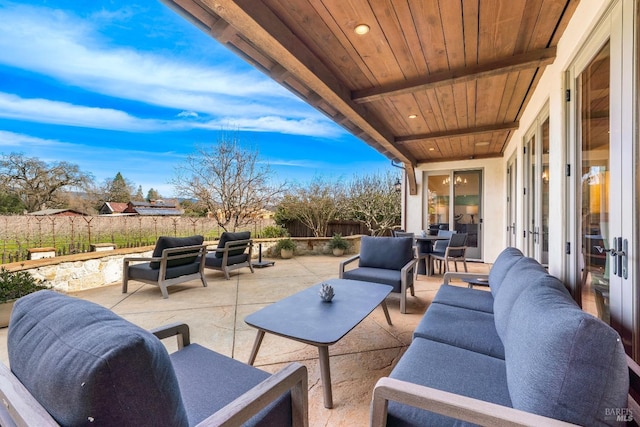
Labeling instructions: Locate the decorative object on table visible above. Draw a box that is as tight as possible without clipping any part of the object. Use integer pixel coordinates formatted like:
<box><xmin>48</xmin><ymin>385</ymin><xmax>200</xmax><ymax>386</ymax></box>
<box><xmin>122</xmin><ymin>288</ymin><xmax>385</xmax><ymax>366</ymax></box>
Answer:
<box><xmin>318</xmin><ymin>283</ymin><xmax>335</xmax><ymax>302</ymax></box>
<box><xmin>327</xmin><ymin>233</ymin><xmax>349</xmax><ymax>256</ymax></box>
<box><xmin>275</xmin><ymin>237</ymin><xmax>296</xmax><ymax>259</ymax></box>
<box><xmin>0</xmin><ymin>267</ymin><xmax>49</xmax><ymax>328</ymax></box>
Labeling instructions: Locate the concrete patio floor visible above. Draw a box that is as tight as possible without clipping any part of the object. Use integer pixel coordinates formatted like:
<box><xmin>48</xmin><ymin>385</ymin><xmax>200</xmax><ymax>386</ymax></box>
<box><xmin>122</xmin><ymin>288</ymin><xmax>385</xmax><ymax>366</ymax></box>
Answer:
<box><xmin>0</xmin><ymin>255</ymin><xmax>490</xmax><ymax>427</ymax></box>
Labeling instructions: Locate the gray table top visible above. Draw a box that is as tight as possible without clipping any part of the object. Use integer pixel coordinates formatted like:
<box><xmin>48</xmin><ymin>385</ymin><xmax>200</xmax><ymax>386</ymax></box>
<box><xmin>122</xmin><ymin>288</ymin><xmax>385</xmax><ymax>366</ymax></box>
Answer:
<box><xmin>244</xmin><ymin>278</ymin><xmax>392</xmax><ymax>345</ymax></box>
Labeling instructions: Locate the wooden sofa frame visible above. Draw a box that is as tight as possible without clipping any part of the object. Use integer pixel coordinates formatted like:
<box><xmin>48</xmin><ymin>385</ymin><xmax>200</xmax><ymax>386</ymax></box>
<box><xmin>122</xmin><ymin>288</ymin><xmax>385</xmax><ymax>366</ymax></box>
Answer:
<box><xmin>0</xmin><ymin>322</ymin><xmax>309</xmax><ymax>427</ymax></box>
<box><xmin>122</xmin><ymin>244</ymin><xmax>208</xmax><ymax>298</ymax></box>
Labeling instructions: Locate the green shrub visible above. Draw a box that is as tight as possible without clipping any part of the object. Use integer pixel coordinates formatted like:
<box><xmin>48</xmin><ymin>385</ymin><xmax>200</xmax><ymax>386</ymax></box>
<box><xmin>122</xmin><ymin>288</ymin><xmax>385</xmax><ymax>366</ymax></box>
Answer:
<box><xmin>275</xmin><ymin>237</ymin><xmax>296</xmax><ymax>251</ymax></box>
<box><xmin>261</xmin><ymin>225</ymin><xmax>288</xmax><ymax>238</ymax></box>
<box><xmin>328</xmin><ymin>233</ymin><xmax>349</xmax><ymax>250</ymax></box>
<box><xmin>0</xmin><ymin>268</ymin><xmax>49</xmax><ymax>303</ymax></box>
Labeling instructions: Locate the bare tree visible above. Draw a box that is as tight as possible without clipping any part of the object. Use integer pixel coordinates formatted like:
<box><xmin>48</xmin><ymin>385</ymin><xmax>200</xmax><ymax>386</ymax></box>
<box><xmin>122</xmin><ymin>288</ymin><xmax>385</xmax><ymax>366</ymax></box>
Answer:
<box><xmin>276</xmin><ymin>177</ymin><xmax>344</xmax><ymax>237</ymax></box>
<box><xmin>0</xmin><ymin>153</ymin><xmax>93</xmax><ymax>212</ymax></box>
<box><xmin>172</xmin><ymin>135</ymin><xmax>287</xmax><ymax>232</ymax></box>
<box><xmin>345</xmin><ymin>171</ymin><xmax>401</xmax><ymax>235</ymax></box>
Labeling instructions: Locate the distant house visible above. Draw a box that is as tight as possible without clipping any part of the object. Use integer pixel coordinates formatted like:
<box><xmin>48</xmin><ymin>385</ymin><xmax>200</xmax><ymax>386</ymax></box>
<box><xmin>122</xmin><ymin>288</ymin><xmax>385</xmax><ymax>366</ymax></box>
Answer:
<box><xmin>98</xmin><ymin>202</ymin><xmax>129</xmax><ymax>215</ymax></box>
<box><xmin>124</xmin><ymin>200</ymin><xmax>183</xmax><ymax>216</ymax></box>
<box><xmin>27</xmin><ymin>209</ymin><xmax>88</xmax><ymax>217</ymax></box>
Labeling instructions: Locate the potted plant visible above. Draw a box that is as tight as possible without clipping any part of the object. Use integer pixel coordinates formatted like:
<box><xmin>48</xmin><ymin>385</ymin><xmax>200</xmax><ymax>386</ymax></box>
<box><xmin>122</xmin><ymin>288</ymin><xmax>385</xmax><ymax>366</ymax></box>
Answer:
<box><xmin>275</xmin><ymin>237</ymin><xmax>296</xmax><ymax>259</ymax></box>
<box><xmin>0</xmin><ymin>267</ymin><xmax>49</xmax><ymax>328</ymax></box>
<box><xmin>327</xmin><ymin>233</ymin><xmax>349</xmax><ymax>256</ymax></box>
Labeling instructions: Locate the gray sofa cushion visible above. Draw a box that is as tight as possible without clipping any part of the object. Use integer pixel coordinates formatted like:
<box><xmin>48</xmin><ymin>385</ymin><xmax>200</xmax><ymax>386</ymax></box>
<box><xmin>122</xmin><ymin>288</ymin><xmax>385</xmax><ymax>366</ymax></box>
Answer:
<box><xmin>150</xmin><ymin>235</ymin><xmax>204</xmax><ymax>269</ymax></box>
<box><xmin>493</xmin><ymin>256</ymin><xmax>547</xmax><ymax>340</ymax></box>
<box><xmin>8</xmin><ymin>290</ymin><xmax>189</xmax><ymax>426</ymax></box>
<box><xmin>215</xmin><ymin>231</ymin><xmax>251</xmax><ymax>258</ymax></box>
<box><xmin>342</xmin><ymin>267</ymin><xmax>403</xmax><ymax>293</ymax></box>
<box><xmin>489</xmin><ymin>247</ymin><xmax>524</xmax><ymax>297</ymax></box>
<box><xmin>504</xmin><ymin>277</ymin><xmax>629</xmax><ymax>426</ymax></box>
<box><xmin>432</xmin><ymin>284</ymin><xmax>494</xmax><ymax>313</ymax></box>
<box><xmin>414</xmin><ymin>303</ymin><xmax>504</xmax><ymax>359</ymax></box>
<box><xmin>171</xmin><ymin>343</ymin><xmax>291</xmax><ymax>426</ymax></box>
<box><xmin>388</xmin><ymin>337</ymin><xmax>511</xmax><ymax>426</ymax></box>
<box><xmin>359</xmin><ymin>236</ymin><xmax>413</xmax><ymax>271</ymax></box>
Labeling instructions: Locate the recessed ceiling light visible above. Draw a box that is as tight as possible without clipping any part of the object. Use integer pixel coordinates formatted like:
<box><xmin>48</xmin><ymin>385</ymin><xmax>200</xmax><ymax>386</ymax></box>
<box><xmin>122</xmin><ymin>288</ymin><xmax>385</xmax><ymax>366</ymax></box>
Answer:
<box><xmin>354</xmin><ymin>24</ymin><xmax>370</xmax><ymax>35</ymax></box>
<box><xmin>429</xmin><ymin>147</ymin><xmax>435</xmax><ymax>151</ymax></box>
<box><xmin>408</xmin><ymin>114</ymin><xmax>417</xmax><ymax>119</ymax></box>
<box><xmin>475</xmin><ymin>142</ymin><xmax>490</xmax><ymax>146</ymax></box>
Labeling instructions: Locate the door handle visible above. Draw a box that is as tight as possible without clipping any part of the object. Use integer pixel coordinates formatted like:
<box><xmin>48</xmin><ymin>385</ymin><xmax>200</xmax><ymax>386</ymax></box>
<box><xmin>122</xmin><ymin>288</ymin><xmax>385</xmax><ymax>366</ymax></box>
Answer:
<box><xmin>595</xmin><ymin>237</ymin><xmax>628</xmax><ymax>279</ymax></box>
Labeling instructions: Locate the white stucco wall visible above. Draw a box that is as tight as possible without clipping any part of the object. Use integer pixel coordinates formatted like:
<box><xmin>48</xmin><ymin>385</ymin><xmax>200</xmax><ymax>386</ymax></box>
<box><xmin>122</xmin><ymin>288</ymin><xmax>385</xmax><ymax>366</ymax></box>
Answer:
<box><xmin>403</xmin><ymin>0</ymin><xmax>615</xmax><ymax>271</ymax></box>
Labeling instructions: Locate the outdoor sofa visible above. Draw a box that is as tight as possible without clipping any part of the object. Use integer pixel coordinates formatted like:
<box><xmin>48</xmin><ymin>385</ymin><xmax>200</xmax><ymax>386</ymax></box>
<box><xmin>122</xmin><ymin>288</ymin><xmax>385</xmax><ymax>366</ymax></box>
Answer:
<box><xmin>0</xmin><ymin>290</ymin><xmax>308</xmax><ymax>426</ymax></box>
<box><xmin>371</xmin><ymin>247</ymin><xmax>630</xmax><ymax>426</ymax></box>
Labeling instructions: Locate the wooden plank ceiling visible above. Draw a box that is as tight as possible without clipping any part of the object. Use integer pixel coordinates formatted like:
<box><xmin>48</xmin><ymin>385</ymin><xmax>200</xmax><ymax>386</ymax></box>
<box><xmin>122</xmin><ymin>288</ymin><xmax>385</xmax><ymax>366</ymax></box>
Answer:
<box><xmin>161</xmin><ymin>0</ymin><xmax>578</xmax><ymax>194</ymax></box>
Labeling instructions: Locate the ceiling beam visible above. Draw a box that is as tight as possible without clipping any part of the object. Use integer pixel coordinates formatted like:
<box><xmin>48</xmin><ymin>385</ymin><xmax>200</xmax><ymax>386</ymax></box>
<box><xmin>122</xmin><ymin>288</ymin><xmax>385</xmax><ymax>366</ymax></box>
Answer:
<box><xmin>396</xmin><ymin>122</ymin><xmax>519</xmax><ymax>144</ymax></box>
<box><xmin>352</xmin><ymin>47</ymin><xmax>557</xmax><ymax>104</ymax></box>
<box><xmin>174</xmin><ymin>0</ymin><xmax>417</xmax><ymax>169</ymax></box>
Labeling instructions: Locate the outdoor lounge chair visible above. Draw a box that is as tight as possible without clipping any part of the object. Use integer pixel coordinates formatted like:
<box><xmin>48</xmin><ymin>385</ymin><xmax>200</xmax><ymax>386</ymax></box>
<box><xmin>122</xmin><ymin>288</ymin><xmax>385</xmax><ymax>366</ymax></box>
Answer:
<box><xmin>203</xmin><ymin>231</ymin><xmax>254</xmax><ymax>280</ymax></box>
<box><xmin>0</xmin><ymin>290</ymin><xmax>309</xmax><ymax>427</ymax></box>
<box><xmin>122</xmin><ymin>235</ymin><xmax>208</xmax><ymax>298</ymax></box>
<box><xmin>339</xmin><ymin>236</ymin><xmax>417</xmax><ymax>314</ymax></box>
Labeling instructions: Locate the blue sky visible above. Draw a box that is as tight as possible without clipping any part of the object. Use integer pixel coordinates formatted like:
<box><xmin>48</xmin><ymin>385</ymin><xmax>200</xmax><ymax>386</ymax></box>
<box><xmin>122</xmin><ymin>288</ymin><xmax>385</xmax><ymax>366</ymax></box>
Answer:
<box><xmin>0</xmin><ymin>0</ymin><xmax>393</xmax><ymax>197</ymax></box>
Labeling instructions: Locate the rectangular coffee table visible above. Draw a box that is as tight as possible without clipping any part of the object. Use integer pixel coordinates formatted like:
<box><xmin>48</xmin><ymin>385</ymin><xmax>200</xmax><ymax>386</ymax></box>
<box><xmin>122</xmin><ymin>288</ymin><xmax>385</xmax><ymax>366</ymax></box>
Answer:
<box><xmin>244</xmin><ymin>278</ymin><xmax>393</xmax><ymax>408</ymax></box>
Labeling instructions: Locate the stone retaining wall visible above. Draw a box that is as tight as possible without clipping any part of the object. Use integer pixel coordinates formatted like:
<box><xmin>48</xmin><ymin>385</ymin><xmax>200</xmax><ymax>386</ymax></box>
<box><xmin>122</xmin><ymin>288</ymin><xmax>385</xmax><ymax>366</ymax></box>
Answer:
<box><xmin>3</xmin><ymin>236</ymin><xmax>363</xmax><ymax>293</ymax></box>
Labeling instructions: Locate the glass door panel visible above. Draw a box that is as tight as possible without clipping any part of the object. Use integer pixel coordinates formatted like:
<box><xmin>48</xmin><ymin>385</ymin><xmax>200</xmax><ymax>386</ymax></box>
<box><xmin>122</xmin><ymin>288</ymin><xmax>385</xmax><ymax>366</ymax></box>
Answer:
<box><xmin>426</xmin><ymin>174</ymin><xmax>450</xmax><ymax>235</ymax></box>
<box><xmin>541</xmin><ymin>118</ymin><xmax>550</xmax><ymax>265</ymax></box>
<box><xmin>578</xmin><ymin>41</ymin><xmax>610</xmax><ymax>324</ymax></box>
<box><xmin>507</xmin><ymin>155</ymin><xmax>518</xmax><ymax>247</ymax></box>
<box><xmin>453</xmin><ymin>170</ymin><xmax>481</xmax><ymax>260</ymax></box>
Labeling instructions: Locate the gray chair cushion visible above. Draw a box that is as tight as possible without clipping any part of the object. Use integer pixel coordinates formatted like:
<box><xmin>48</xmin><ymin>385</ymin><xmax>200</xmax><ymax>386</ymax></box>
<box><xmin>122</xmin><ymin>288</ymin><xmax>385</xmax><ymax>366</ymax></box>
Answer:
<box><xmin>359</xmin><ymin>236</ymin><xmax>414</xmax><ymax>271</ymax></box>
<box><xmin>414</xmin><ymin>303</ymin><xmax>504</xmax><ymax>359</ymax></box>
<box><xmin>215</xmin><ymin>231</ymin><xmax>251</xmax><ymax>258</ymax></box>
<box><xmin>171</xmin><ymin>343</ymin><xmax>291</xmax><ymax>426</ymax></box>
<box><xmin>493</xmin><ymin>256</ymin><xmax>547</xmax><ymax>340</ymax></box>
<box><xmin>150</xmin><ymin>235</ymin><xmax>204</xmax><ymax>269</ymax></box>
<box><xmin>204</xmin><ymin>253</ymin><xmax>249</xmax><ymax>268</ymax></box>
<box><xmin>388</xmin><ymin>337</ymin><xmax>511</xmax><ymax>427</ymax></box>
<box><xmin>504</xmin><ymin>277</ymin><xmax>628</xmax><ymax>426</ymax></box>
<box><xmin>489</xmin><ymin>247</ymin><xmax>524</xmax><ymax>297</ymax></box>
<box><xmin>128</xmin><ymin>261</ymin><xmax>201</xmax><ymax>281</ymax></box>
<box><xmin>432</xmin><ymin>230</ymin><xmax>456</xmax><ymax>254</ymax></box>
<box><xmin>432</xmin><ymin>284</ymin><xmax>494</xmax><ymax>313</ymax></box>
<box><xmin>342</xmin><ymin>267</ymin><xmax>403</xmax><ymax>293</ymax></box>
<box><xmin>8</xmin><ymin>290</ymin><xmax>189</xmax><ymax>426</ymax></box>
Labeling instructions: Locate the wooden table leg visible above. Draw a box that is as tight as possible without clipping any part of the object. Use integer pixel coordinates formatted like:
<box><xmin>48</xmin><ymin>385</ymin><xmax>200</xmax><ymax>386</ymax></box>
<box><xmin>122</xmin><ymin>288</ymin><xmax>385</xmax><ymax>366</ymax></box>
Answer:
<box><xmin>248</xmin><ymin>330</ymin><xmax>265</xmax><ymax>365</ymax></box>
<box><xmin>318</xmin><ymin>346</ymin><xmax>333</xmax><ymax>409</ymax></box>
<box><xmin>381</xmin><ymin>300</ymin><xmax>392</xmax><ymax>326</ymax></box>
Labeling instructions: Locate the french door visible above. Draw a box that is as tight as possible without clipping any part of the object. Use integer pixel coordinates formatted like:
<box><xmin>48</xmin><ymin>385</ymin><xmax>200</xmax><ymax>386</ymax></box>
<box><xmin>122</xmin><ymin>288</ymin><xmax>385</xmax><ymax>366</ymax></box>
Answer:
<box><xmin>567</xmin><ymin>0</ymin><xmax>636</xmax><ymax>356</ymax></box>
<box><xmin>506</xmin><ymin>154</ymin><xmax>518</xmax><ymax>248</ymax></box>
<box><xmin>525</xmin><ymin>111</ymin><xmax>550</xmax><ymax>266</ymax></box>
<box><xmin>425</xmin><ymin>169</ymin><xmax>483</xmax><ymax>260</ymax></box>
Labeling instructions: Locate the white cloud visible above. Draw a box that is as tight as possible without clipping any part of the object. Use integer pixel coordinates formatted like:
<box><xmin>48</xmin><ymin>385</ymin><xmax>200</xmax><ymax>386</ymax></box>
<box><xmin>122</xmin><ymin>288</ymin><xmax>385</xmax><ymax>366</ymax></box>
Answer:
<box><xmin>0</xmin><ymin>92</ymin><xmax>170</xmax><ymax>131</ymax></box>
<box><xmin>198</xmin><ymin>116</ymin><xmax>342</xmax><ymax>138</ymax></box>
<box><xmin>0</xmin><ymin>92</ymin><xmax>344</xmax><ymax>138</ymax></box>
<box><xmin>0</xmin><ymin>2</ymin><xmax>325</xmax><ymax>121</ymax></box>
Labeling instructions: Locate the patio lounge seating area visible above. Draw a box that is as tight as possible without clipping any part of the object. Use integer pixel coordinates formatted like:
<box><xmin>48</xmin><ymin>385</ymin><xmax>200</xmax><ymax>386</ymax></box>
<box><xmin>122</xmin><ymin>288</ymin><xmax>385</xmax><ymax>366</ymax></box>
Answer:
<box><xmin>0</xmin><ymin>255</ymin><xmax>487</xmax><ymax>426</ymax></box>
